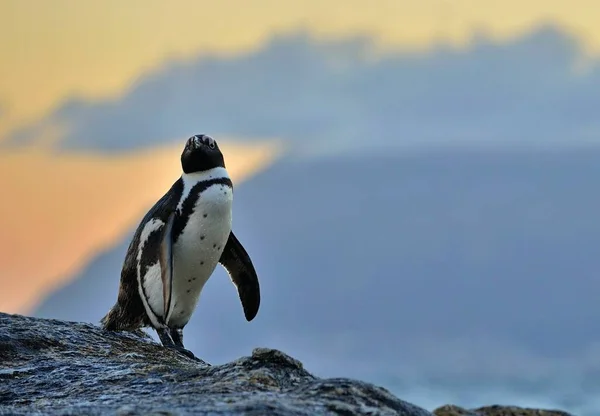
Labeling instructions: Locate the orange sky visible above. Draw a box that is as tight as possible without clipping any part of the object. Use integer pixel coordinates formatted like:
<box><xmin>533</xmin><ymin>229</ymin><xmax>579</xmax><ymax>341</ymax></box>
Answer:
<box><xmin>0</xmin><ymin>139</ymin><xmax>283</xmax><ymax>314</ymax></box>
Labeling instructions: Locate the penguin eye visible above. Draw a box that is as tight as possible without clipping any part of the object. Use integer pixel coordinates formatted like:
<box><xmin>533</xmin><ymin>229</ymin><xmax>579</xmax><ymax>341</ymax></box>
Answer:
<box><xmin>209</xmin><ymin>142</ymin><xmax>215</xmax><ymax>149</ymax></box>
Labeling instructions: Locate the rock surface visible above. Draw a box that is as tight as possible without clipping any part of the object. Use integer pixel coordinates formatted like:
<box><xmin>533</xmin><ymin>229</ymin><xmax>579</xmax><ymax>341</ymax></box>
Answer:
<box><xmin>432</xmin><ymin>404</ymin><xmax>574</xmax><ymax>416</ymax></box>
<box><xmin>0</xmin><ymin>313</ymin><xmax>575</xmax><ymax>416</ymax></box>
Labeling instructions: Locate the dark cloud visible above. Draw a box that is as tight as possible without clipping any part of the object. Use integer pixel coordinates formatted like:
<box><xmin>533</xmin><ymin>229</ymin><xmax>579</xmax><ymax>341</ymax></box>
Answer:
<box><xmin>34</xmin><ymin>148</ymin><xmax>600</xmax><ymax>391</ymax></box>
<box><xmin>5</xmin><ymin>23</ymin><xmax>600</xmax><ymax>152</ymax></box>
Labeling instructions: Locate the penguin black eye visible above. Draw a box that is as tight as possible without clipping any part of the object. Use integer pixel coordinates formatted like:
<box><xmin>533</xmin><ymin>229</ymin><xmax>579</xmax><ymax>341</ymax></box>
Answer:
<box><xmin>209</xmin><ymin>142</ymin><xmax>215</xmax><ymax>149</ymax></box>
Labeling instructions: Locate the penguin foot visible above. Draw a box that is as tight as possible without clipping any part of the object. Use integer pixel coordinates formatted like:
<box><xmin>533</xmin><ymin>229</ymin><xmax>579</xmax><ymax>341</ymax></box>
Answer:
<box><xmin>155</xmin><ymin>327</ymin><xmax>200</xmax><ymax>361</ymax></box>
<box><xmin>171</xmin><ymin>346</ymin><xmax>200</xmax><ymax>361</ymax></box>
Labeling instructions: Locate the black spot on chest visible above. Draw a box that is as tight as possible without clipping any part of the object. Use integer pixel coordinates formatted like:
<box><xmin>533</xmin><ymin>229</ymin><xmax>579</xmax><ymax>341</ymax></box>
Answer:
<box><xmin>172</xmin><ymin>177</ymin><xmax>233</xmax><ymax>243</ymax></box>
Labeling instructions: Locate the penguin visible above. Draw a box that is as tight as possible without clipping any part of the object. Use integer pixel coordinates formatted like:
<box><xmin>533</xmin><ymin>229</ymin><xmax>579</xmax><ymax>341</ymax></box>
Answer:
<box><xmin>101</xmin><ymin>134</ymin><xmax>260</xmax><ymax>359</ymax></box>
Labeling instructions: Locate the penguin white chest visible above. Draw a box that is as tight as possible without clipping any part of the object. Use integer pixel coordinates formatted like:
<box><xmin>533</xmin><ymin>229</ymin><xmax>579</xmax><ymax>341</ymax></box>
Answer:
<box><xmin>168</xmin><ymin>183</ymin><xmax>233</xmax><ymax>327</ymax></box>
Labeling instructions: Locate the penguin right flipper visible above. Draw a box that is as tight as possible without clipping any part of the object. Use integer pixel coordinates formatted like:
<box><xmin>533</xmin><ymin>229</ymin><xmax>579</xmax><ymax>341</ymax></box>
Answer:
<box><xmin>219</xmin><ymin>231</ymin><xmax>261</xmax><ymax>322</ymax></box>
<box><xmin>159</xmin><ymin>210</ymin><xmax>176</xmax><ymax>325</ymax></box>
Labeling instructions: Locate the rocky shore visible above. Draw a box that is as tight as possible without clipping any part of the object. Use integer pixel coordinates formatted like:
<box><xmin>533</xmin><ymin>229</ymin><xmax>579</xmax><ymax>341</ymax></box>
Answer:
<box><xmin>0</xmin><ymin>313</ymin><xmax>574</xmax><ymax>416</ymax></box>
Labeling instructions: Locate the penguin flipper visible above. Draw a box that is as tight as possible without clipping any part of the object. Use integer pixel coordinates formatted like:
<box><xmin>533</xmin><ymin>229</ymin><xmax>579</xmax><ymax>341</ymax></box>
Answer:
<box><xmin>159</xmin><ymin>211</ymin><xmax>176</xmax><ymax>324</ymax></box>
<box><xmin>219</xmin><ymin>231</ymin><xmax>261</xmax><ymax>321</ymax></box>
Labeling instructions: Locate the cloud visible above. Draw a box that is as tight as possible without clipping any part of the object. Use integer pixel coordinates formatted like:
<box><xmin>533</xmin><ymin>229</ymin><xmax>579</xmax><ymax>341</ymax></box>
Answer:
<box><xmin>33</xmin><ymin>147</ymin><xmax>600</xmax><ymax>382</ymax></box>
<box><xmin>5</xmin><ymin>23</ymin><xmax>600</xmax><ymax>153</ymax></box>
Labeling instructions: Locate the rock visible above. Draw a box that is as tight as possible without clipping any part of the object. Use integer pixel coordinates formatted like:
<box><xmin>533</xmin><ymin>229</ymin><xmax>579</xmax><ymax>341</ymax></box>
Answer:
<box><xmin>433</xmin><ymin>404</ymin><xmax>574</xmax><ymax>416</ymax></box>
<box><xmin>0</xmin><ymin>313</ymin><xmax>577</xmax><ymax>416</ymax></box>
<box><xmin>0</xmin><ymin>312</ymin><xmax>432</xmax><ymax>415</ymax></box>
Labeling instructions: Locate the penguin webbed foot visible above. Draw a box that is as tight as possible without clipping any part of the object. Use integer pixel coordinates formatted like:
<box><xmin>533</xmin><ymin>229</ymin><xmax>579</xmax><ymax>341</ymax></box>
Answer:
<box><xmin>172</xmin><ymin>346</ymin><xmax>199</xmax><ymax>360</ymax></box>
<box><xmin>156</xmin><ymin>327</ymin><xmax>199</xmax><ymax>361</ymax></box>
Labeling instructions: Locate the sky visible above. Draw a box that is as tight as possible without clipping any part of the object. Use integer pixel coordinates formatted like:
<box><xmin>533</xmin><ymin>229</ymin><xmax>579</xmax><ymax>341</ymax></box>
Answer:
<box><xmin>1</xmin><ymin>0</ymin><xmax>600</xmax><ymax>138</ymax></box>
<box><xmin>0</xmin><ymin>0</ymin><xmax>598</xmax><ymax>316</ymax></box>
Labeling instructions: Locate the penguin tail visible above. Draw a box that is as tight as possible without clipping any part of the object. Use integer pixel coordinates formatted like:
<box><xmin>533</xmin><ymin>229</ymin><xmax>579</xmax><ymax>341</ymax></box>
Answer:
<box><xmin>101</xmin><ymin>301</ymin><xmax>146</xmax><ymax>331</ymax></box>
<box><xmin>100</xmin><ymin>305</ymin><xmax>121</xmax><ymax>330</ymax></box>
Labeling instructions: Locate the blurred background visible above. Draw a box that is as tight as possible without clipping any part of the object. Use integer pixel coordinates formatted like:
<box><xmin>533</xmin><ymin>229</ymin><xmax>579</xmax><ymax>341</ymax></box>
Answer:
<box><xmin>1</xmin><ymin>1</ymin><xmax>599</xmax><ymax>414</ymax></box>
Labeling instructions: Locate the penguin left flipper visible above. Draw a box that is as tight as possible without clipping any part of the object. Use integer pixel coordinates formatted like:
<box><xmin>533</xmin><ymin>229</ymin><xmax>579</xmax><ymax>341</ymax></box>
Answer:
<box><xmin>219</xmin><ymin>231</ymin><xmax>261</xmax><ymax>321</ymax></box>
<box><xmin>159</xmin><ymin>211</ymin><xmax>176</xmax><ymax>324</ymax></box>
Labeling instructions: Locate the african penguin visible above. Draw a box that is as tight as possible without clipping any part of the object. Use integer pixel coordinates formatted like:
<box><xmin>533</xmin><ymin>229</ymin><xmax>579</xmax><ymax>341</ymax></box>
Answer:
<box><xmin>101</xmin><ymin>134</ymin><xmax>260</xmax><ymax>359</ymax></box>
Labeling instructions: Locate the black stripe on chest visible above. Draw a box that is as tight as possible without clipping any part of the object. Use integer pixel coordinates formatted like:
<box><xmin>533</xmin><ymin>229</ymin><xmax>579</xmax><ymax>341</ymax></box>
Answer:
<box><xmin>172</xmin><ymin>177</ymin><xmax>233</xmax><ymax>244</ymax></box>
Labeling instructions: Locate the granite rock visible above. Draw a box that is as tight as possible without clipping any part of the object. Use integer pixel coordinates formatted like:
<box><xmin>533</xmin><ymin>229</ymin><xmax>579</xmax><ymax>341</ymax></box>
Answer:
<box><xmin>433</xmin><ymin>404</ymin><xmax>574</xmax><ymax>416</ymax></box>
<box><xmin>0</xmin><ymin>312</ymin><xmax>432</xmax><ymax>416</ymax></box>
<box><xmin>0</xmin><ymin>313</ymin><xmax>576</xmax><ymax>416</ymax></box>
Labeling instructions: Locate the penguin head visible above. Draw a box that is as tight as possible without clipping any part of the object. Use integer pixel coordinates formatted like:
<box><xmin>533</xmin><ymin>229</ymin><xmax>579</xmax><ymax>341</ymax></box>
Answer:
<box><xmin>180</xmin><ymin>134</ymin><xmax>225</xmax><ymax>173</ymax></box>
